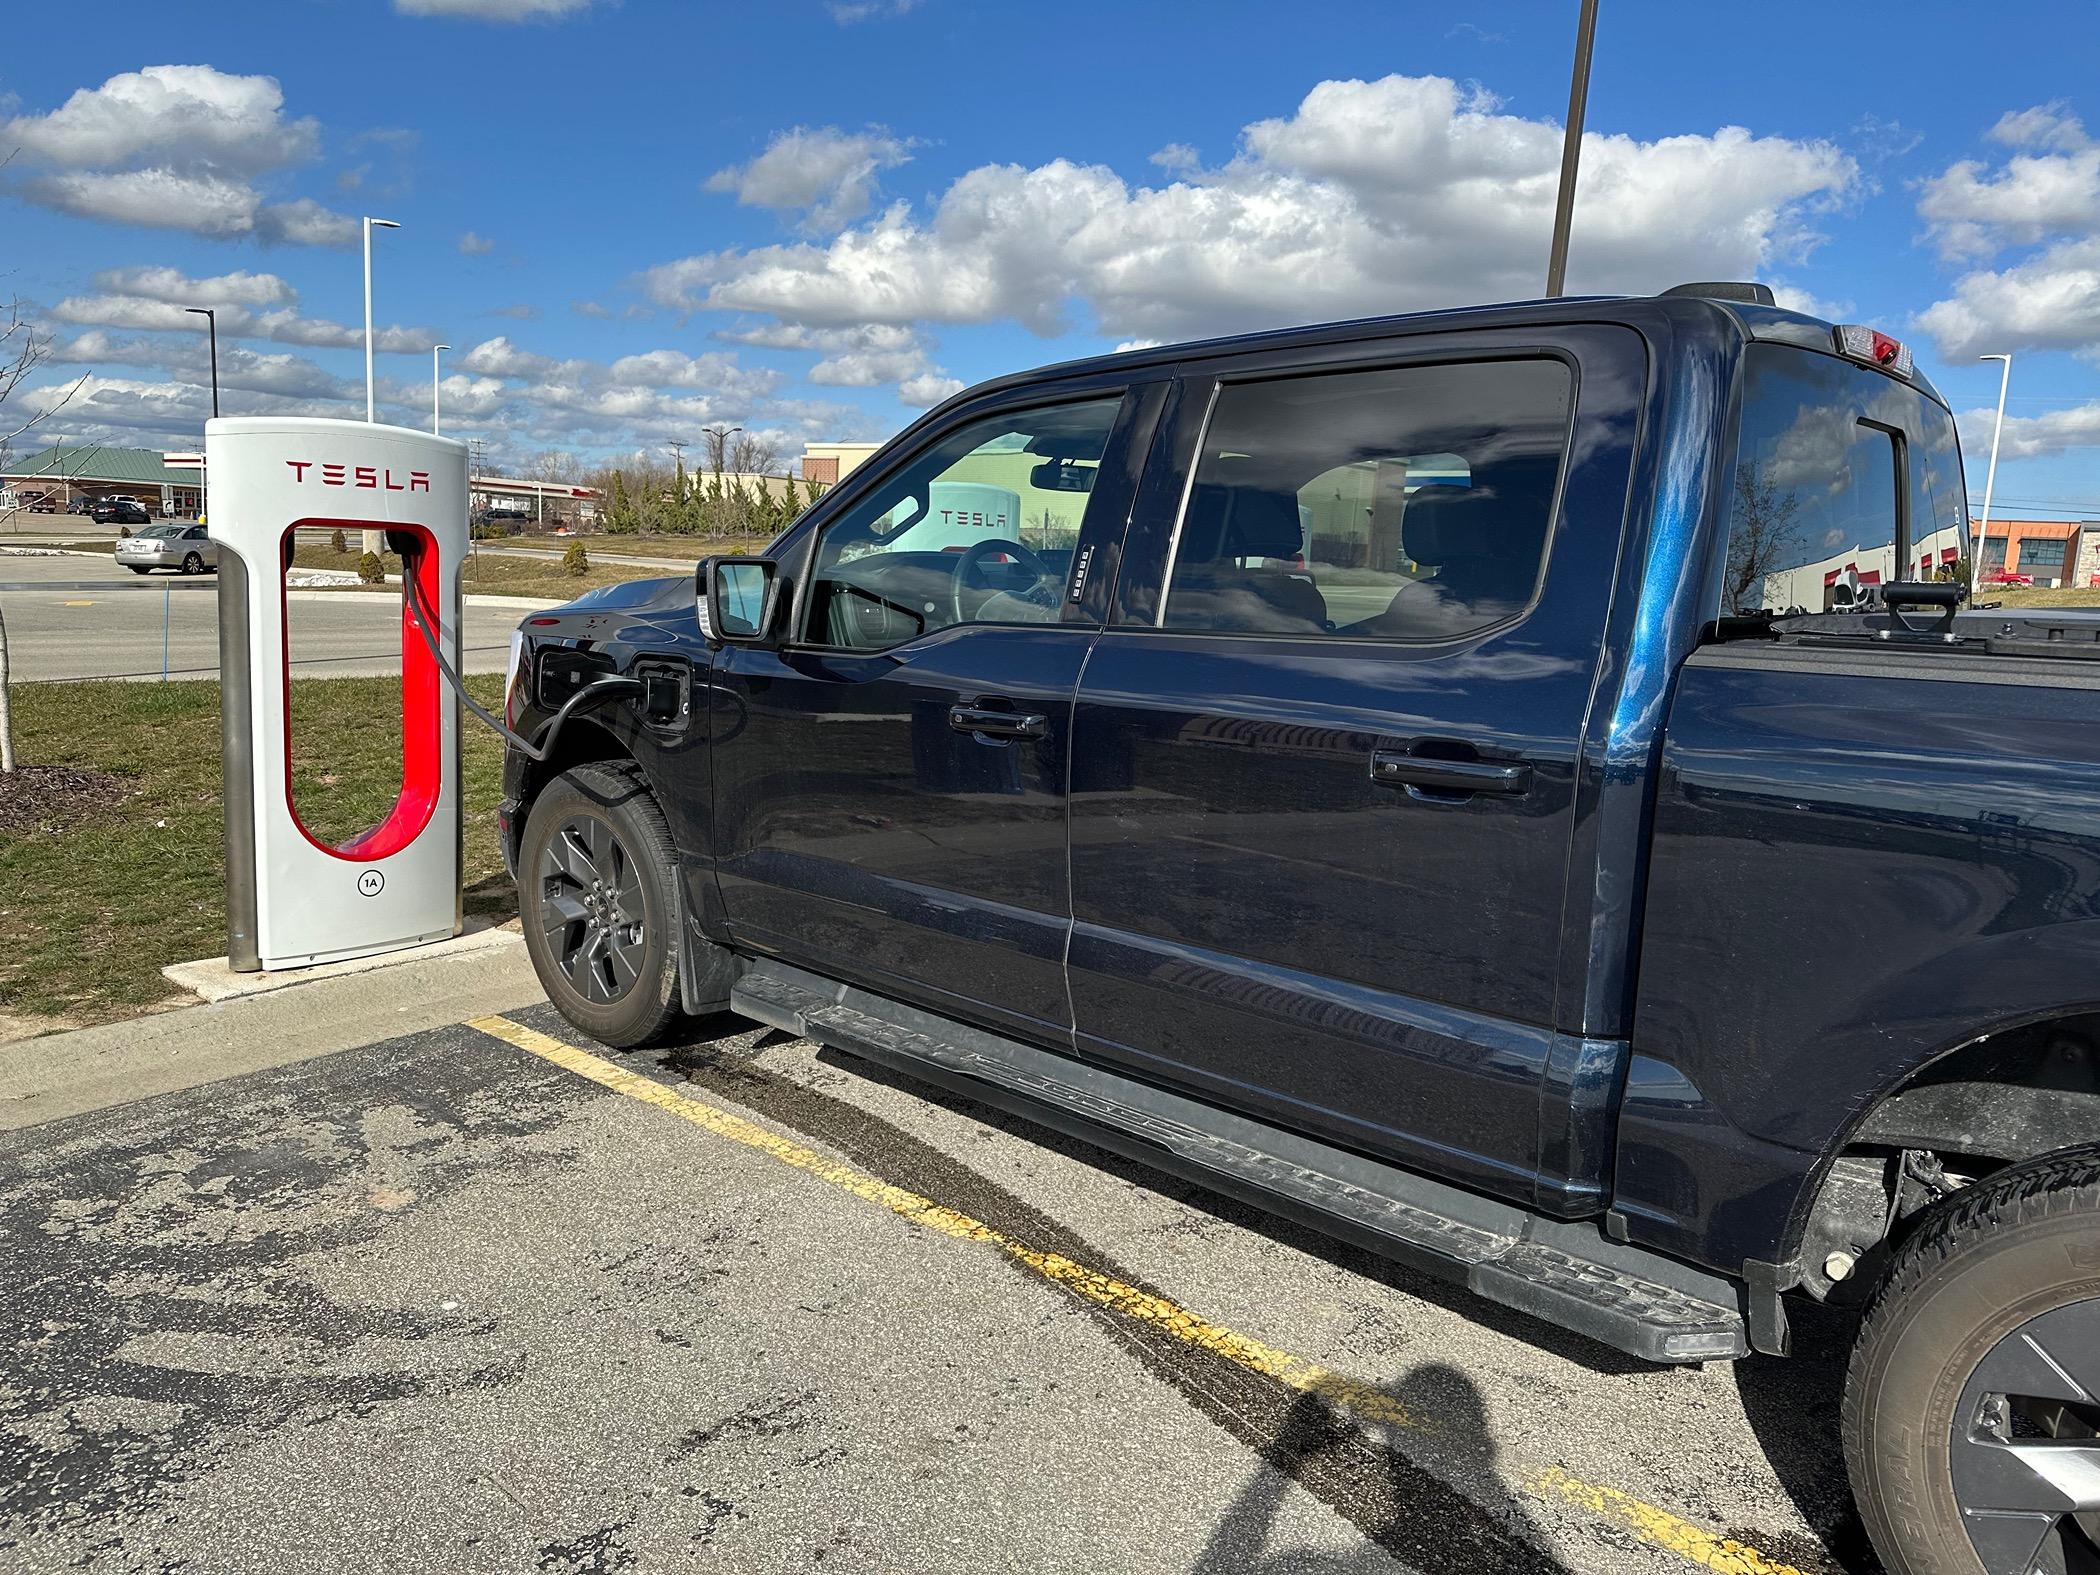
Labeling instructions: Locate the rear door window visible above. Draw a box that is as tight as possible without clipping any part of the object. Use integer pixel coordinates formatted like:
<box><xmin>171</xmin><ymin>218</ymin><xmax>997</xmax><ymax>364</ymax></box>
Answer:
<box><xmin>1723</xmin><ymin>343</ymin><xmax>1967</xmax><ymax>614</ymax></box>
<box><xmin>1159</xmin><ymin>359</ymin><xmax>1572</xmax><ymax>641</ymax></box>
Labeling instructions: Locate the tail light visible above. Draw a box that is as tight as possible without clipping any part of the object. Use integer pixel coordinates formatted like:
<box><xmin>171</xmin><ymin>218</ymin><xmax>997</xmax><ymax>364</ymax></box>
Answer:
<box><xmin>1835</xmin><ymin>325</ymin><xmax>1914</xmax><ymax>378</ymax></box>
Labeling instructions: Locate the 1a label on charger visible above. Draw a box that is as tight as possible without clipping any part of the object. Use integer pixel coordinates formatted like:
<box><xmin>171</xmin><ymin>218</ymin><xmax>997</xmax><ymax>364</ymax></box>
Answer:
<box><xmin>357</xmin><ymin>869</ymin><xmax>385</xmax><ymax>897</ymax></box>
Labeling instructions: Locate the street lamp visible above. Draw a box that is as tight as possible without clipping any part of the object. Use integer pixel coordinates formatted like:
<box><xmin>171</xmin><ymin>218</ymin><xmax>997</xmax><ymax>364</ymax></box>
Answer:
<box><xmin>705</xmin><ymin>423</ymin><xmax>742</xmax><ymax>478</ymax></box>
<box><xmin>431</xmin><ymin>343</ymin><xmax>450</xmax><ymax>435</ymax></box>
<box><xmin>1545</xmin><ymin>0</ymin><xmax>1601</xmax><ymax>297</ymax></box>
<box><xmin>363</xmin><ymin>217</ymin><xmax>400</xmax><ymax>423</ymax></box>
<box><xmin>1972</xmin><ymin>353</ymin><xmax>2013</xmax><ymax>599</ymax></box>
<box><xmin>184</xmin><ymin>307</ymin><xmax>219</xmax><ymax>419</ymax></box>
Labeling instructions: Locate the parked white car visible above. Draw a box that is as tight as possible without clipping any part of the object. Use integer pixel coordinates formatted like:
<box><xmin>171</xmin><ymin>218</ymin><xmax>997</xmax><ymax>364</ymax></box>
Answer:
<box><xmin>115</xmin><ymin>523</ymin><xmax>218</xmax><ymax>576</ymax></box>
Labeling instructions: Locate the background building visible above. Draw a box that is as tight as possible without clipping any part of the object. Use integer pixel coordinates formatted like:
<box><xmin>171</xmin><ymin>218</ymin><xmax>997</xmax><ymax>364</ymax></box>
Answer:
<box><xmin>799</xmin><ymin>442</ymin><xmax>880</xmax><ymax>485</ymax></box>
<box><xmin>1</xmin><ymin>445</ymin><xmax>202</xmax><ymax>517</ymax></box>
<box><xmin>1973</xmin><ymin>518</ymin><xmax>2096</xmax><ymax>585</ymax></box>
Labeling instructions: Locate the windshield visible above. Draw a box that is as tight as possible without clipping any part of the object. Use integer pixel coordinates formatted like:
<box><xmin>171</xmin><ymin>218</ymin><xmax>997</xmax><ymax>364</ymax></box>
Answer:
<box><xmin>141</xmin><ymin>525</ymin><xmax>183</xmax><ymax>539</ymax></box>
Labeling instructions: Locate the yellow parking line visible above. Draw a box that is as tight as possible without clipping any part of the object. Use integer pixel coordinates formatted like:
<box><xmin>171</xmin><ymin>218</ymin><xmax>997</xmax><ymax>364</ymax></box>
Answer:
<box><xmin>466</xmin><ymin>1013</ymin><xmax>1809</xmax><ymax>1575</ymax></box>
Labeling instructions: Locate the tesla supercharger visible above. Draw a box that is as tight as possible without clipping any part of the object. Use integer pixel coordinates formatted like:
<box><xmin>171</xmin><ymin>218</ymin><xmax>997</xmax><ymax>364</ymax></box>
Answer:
<box><xmin>208</xmin><ymin>416</ymin><xmax>468</xmax><ymax>972</ymax></box>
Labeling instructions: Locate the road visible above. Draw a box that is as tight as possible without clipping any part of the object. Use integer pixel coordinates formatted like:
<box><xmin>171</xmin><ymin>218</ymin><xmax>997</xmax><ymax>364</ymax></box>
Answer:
<box><xmin>0</xmin><ymin>552</ymin><xmax>522</xmax><ymax>682</ymax></box>
<box><xmin>0</xmin><ymin>941</ymin><xmax>1865</xmax><ymax>1575</ymax></box>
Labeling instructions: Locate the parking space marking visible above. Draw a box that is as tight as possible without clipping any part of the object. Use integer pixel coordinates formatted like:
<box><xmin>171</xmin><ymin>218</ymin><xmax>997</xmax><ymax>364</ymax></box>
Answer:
<box><xmin>466</xmin><ymin>1014</ymin><xmax>1811</xmax><ymax>1575</ymax></box>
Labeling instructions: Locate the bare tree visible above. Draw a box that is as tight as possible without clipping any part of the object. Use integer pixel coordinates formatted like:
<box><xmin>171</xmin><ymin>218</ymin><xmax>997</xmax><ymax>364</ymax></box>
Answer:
<box><xmin>1724</xmin><ymin>462</ymin><xmax>1806</xmax><ymax>616</ymax></box>
<box><xmin>726</xmin><ymin>431</ymin><xmax>779</xmax><ymax>477</ymax></box>
<box><xmin>0</xmin><ymin>294</ymin><xmax>86</xmax><ymax>773</ymax></box>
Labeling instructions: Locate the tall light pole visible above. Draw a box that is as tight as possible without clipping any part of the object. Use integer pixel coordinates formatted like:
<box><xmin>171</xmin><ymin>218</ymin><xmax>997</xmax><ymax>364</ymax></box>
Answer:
<box><xmin>184</xmin><ymin>307</ymin><xmax>220</xmax><ymax>418</ymax></box>
<box><xmin>703</xmin><ymin>423</ymin><xmax>742</xmax><ymax>479</ymax></box>
<box><xmin>1972</xmin><ymin>352</ymin><xmax>2013</xmax><ymax>599</ymax></box>
<box><xmin>1545</xmin><ymin>0</ymin><xmax>1601</xmax><ymax>297</ymax></box>
<box><xmin>431</xmin><ymin>343</ymin><xmax>450</xmax><ymax>435</ymax></box>
<box><xmin>362</xmin><ymin>216</ymin><xmax>400</xmax><ymax>424</ymax></box>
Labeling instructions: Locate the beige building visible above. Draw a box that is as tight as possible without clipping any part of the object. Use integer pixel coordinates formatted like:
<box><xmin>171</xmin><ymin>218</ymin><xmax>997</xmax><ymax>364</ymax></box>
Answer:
<box><xmin>799</xmin><ymin>442</ymin><xmax>881</xmax><ymax>485</ymax></box>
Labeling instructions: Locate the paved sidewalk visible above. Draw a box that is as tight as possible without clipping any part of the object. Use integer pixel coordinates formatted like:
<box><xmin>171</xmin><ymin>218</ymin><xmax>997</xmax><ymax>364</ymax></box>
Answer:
<box><xmin>0</xmin><ymin>935</ymin><xmax>544</xmax><ymax>1130</ymax></box>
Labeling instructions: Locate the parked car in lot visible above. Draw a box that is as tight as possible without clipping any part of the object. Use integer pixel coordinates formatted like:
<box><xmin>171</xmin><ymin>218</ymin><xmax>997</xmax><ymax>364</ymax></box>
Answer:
<box><xmin>499</xmin><ymin>284</ymin><xmax>2100</xmax><ymax>1575</ymax></box>
<box><xmin>90</xmin><ymin>496</ymin><xmax>151</xmax><ymax>526</ymax></box>
<box><xmin>114</xmin><ymin>522</ymin><xmax>217</xmax><ymax>575</ymax></box>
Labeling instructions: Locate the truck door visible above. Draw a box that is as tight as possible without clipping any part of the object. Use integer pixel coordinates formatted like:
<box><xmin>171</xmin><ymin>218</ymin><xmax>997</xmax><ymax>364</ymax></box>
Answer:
<box><xmin>1068</xmin><ymin>330</ymin><xmax>1640</xmax><ymax>1206</ymax></box>
<box><xmin>709</xmin><ymin>382</ymin><xmax>1160</xmax><ymax>1048</ymax></box>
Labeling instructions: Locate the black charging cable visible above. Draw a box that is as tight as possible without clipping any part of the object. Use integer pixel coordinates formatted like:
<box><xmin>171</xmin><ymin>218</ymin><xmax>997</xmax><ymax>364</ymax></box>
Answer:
<box><xmin>398</xmin><ymin>552</ymin><xmax>640</xmax><ymax>764</ymax></box>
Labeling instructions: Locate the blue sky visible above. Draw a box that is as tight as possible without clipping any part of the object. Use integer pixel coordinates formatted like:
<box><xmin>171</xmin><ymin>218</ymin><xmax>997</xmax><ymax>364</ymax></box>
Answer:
<box><xmin>3</xmin><ymin>0</ymin><xmax>2097</xmax><ymax>516</ymax></box>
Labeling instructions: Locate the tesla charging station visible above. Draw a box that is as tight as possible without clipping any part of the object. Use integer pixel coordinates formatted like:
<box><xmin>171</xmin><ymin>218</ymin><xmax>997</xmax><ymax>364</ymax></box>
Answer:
<box><xmin>209</xmin><ymin>416</ymin><xmax>469</xmax><ymax>972</ymax></box>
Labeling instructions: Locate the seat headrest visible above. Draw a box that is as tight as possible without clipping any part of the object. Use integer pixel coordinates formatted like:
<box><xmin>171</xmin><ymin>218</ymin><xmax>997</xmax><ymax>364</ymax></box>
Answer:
<box><xmin>1400</xmin><ymin>486</ymin><xmax>1491</xmax><ymax>566</ymax></box>
<box><xmin>1401</xmin><ymin>457</ymin><xmax>1561</xmax><ymax>568</ymax></box>
<box><xmin>1224</xmin><ymin>488</ymin><xmax>1305</xmax><ymax>559</ymax></box>
<box><xmin>1183</xmin><ymin>481</ymin><xmax>1303</xmax><ymax>563</ymax></box>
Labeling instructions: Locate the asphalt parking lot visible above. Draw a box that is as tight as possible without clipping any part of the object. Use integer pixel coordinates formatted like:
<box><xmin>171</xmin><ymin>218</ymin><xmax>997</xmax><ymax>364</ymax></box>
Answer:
<box><xmin>0</xmin><ymin>965</ymin><xmax>1871</xmax><ymax>1575</ymax></box>
<box><xmin>0</xmin><ymin>552</ymin><xmax>518</xmax><ymax>681</ymax></box>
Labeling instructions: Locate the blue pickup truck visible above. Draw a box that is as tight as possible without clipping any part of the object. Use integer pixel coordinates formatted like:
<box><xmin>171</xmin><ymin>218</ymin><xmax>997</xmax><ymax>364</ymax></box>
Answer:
<box><xmin>500</xmin><ymin>285</ymin><xmax>2100</xmax><ymax>1575</ymax></box>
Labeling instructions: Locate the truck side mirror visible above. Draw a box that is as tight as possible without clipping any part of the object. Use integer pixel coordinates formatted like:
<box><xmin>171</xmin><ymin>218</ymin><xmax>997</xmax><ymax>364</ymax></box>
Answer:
<box><xmin>697</xmin><ymin>556</ymin><xmax>779</xmax><ymax>644</ymax></box>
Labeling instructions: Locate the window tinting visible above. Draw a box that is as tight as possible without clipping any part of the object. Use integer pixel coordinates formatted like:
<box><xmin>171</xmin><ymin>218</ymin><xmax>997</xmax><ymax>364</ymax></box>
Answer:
<box><xmin>805</xmin><ymin>397</ymin><xmax>1121</xmax><ymax>651</ymax></box>
<box><xmin>1724</xmin><ymin>343</ymin><xmax>1969</xmax><ymax>614</ymax></box>
<box><xmin>1161</xmin><ymin>360</ymin><xmax>1571</xmax><ymax>641</ymax></box>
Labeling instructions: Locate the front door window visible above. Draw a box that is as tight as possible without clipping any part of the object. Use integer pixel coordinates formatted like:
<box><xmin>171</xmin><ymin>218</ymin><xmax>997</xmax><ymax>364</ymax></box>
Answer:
<box><xmin>805</xmin><ymin>398</ymin><xmax>1123</xmax><ymax>651</ymax></box>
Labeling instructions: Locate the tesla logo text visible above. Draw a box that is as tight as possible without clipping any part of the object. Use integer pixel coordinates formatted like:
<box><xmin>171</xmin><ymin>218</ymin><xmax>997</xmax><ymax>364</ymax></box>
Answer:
<box><xmin>285</xmin><ymin>461</ymin><xmax>430</xmax><ymax>492</ymax></box>
<box><xmin>938</xmin><ymin>510</ymin><xmax>1008</xmax><ymax>529</ymax></box>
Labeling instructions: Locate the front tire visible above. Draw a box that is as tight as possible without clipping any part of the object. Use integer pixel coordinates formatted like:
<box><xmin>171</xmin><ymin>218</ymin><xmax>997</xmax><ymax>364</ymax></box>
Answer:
<box><xmin>1844</xmin><ymin>1147</ymin><xmax>2100</xmax><ymax>1575</ymax></box>
<box><xmin>517</xmin><ymin>761</ymin><xmax>683</xmax><ymax>1048</ymax></box>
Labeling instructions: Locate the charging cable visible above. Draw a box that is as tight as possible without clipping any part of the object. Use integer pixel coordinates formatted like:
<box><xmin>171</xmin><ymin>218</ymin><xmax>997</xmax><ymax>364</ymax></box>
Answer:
<box><xmin>400</xmin><ymin>558</ymin><xmax>641</xmax><ymax>764</ymax></box>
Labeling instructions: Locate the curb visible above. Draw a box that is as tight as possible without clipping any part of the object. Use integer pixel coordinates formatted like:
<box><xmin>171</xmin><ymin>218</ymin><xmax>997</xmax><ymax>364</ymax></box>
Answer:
<box><xmin>161</xmin><ymin>921</ymin><xmax>523</xmax><ymax>1004</ymax></box>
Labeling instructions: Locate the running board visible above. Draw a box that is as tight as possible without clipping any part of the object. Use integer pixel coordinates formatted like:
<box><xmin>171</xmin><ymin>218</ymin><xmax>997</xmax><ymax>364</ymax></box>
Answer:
<box><xmin>731</xmin><ymin>962</ymin><xmax>1747</xmax><ymax>1365</ymax></box>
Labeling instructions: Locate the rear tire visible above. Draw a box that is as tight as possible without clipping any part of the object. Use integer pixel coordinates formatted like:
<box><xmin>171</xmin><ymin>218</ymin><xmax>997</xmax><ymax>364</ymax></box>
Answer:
<box><xmin>1843</xmin><ymin>1146</ymin><xmax>2100</xmax><ymax>1575</ymax></box>
<box><xmin>517</xmin><ymin>761</ymin><xmax>683</xmax><ymax>1049</ymax></box>
<box><xmin>128</xmin><ymin>566</ymin><xmax>152</xmax><ymax>575</ymax></box>
<box><xmin>180</xmin><ymin>552</ymin><xmax>203</xmax><ymax>575</ymax></box>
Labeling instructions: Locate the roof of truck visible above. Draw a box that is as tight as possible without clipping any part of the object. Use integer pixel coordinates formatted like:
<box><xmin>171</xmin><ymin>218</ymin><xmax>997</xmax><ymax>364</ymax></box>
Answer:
<box><xmin>967</xmin><ymin>289</ymin><xmax>1949</xmax><ymax>411</ymax></box>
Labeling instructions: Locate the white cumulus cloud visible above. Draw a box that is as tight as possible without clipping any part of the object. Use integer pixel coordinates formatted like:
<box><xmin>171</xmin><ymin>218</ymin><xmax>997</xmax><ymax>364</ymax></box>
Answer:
<box><xmin>1917</xmin><ymin>104</ymin><xmax>2100</xmax><ymax>262</ymax></box>
<box><xmin>2</xmin><ymin>64</ymin><xmax>317</xmax><ymax>173</ymax></box>
<box><xmin>646</xmin><ymin>74</ymin><xmax>1858</xmax><ymax>345</ymax></box>
<box><xmin>0</xmin><ymin>64</ymin><xmax>356</xmax><ymax>245</ymax></box>
<box><xmin>898</xmin><ymin>372</ymin><xmax>963</xmax><ymax>407</ymax></box>
<box><xmin>1956</xmin><ymin>399</ymin><xmax>2100</xmax><ymax>461</ymax></box>
<box><xmin>1915</xmin><ymin>238</ymin><xmax>2100</xmax><ymax>360</ymax></box>
<box><xmin>706</xmin><ymin>125</ymin><xmax>913</xmax><ymax>233</ymax></box>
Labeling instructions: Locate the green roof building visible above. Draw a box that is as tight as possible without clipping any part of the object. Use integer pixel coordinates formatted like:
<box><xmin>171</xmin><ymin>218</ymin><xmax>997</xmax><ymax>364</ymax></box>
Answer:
<box><xmin>1</xmin><ymin>445</ymin><xmax>204</xmax><ymax>517</ymax></box>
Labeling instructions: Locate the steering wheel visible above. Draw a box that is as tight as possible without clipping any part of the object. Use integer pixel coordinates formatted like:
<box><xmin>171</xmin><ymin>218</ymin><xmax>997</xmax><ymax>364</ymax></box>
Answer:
<box><xmin>950</xmin><ymin>538</ymin><xmax>1052</xmax><ymax>625</ymax></box>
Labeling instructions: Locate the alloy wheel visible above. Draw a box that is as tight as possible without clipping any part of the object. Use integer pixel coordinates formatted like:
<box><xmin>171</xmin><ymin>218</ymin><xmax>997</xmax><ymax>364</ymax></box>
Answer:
<box><xmin>537</xmin><ymin>813</ymin><xmax>647</xmax><ymax>1004</ymax></box>
<box><xmin>1951</xmin><ymin>1296</ymin><xmax>2100</xmax><ymax>1574</ymax></box>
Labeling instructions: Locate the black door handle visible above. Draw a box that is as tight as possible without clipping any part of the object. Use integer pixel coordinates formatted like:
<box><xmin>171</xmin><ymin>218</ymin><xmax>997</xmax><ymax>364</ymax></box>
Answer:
<box><xmin>1370</xmin><ymin>749</ymin><xmax>1532</xmax><ymax>797</ymax></box>
<box><xmin>949</xmin><ymin>704</ymin><xmax>1049</xmax><ymax>741</ymax></box>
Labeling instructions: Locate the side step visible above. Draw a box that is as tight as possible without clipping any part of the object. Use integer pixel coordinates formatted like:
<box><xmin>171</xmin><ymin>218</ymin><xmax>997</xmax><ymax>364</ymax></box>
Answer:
<box><xmin>731</xmin><ymin>961</ymin><xmax>1747</xmax><ymax>1365</ymax></box>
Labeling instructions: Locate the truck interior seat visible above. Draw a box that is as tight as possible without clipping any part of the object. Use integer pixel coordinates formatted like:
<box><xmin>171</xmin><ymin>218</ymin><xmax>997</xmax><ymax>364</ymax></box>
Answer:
<box><xmin>1169</xmin><ymin>483</ymin><xmax>1330</xmax><ymax>633</ymax></box>
<box><xmin>1395</xmin><ymin>454</ymin><xmax>1560</xmax><ymax>618</ymax></box>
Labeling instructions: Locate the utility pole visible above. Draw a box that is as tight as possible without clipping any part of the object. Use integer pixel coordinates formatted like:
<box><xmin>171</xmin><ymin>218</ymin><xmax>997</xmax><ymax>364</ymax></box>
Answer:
<box><xmin>1972</xmin><ymin>353</ymin><xmax>2014</xmax><ymax>598</ymax></box>
<box><xmin>1545</xmin><ymin>0</ymin><xmax>1600</xmax><ymax>297</ymax></box>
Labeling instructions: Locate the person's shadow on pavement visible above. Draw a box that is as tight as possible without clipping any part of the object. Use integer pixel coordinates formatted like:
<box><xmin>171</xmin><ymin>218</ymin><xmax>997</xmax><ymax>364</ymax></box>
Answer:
<box><xmin>1190</xmin><ymin>1363</ymin><xmax>1575</xmax><ymax>1575</ymax></box>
